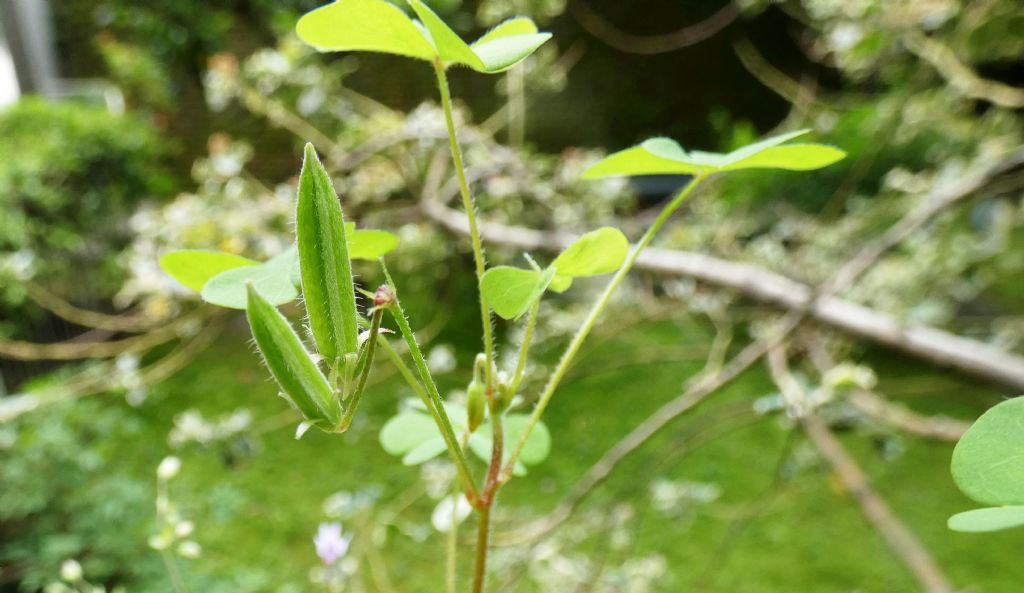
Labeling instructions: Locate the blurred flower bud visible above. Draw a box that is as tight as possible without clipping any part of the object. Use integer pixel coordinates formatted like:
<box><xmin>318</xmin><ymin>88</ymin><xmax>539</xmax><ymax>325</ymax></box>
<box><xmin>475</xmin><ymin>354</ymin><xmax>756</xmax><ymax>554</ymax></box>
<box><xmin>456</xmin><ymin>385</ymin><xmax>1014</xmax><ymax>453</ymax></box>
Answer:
<box><xmin>60</xmin><ymin>560</ymin><xmax>83</xmax><ymax>582</ymax></box>
<box><xmin>157</xmin><ymin>456</ymin><xmax>182</xmax><ymax>480</ymax></box>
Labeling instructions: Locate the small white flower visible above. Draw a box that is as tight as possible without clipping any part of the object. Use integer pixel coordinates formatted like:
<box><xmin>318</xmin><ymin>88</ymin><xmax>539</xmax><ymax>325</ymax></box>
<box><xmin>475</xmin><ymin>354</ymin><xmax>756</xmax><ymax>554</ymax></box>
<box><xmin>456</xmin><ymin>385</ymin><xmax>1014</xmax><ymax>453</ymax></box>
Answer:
<box><xmin>177</xmin><ymin>540</ymin><xmax>202</xmax><ymax>559</ymax></box>
<box><xmin>157</xmin><ymin>456</ymin><xmax>182</xmax><ymax>480</ymax></box>
<box><xmin>60</xmin><ymin>559</ymin><xmax>83</xmax><ymax>582</ymax></box>
<box><xmin>430</xmin><ymin>495</ymin><xmax>472</xmax><ymax>533</ymax></box>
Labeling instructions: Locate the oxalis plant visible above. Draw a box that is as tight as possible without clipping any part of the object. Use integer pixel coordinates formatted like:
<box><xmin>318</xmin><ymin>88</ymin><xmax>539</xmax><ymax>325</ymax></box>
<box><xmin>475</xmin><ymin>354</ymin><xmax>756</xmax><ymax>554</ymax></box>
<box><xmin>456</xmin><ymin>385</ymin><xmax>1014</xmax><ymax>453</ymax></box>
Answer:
<box><xmin>159</xmin><ymin>0</ymin><xmax>845</xmax><ymax>590</ymax></box>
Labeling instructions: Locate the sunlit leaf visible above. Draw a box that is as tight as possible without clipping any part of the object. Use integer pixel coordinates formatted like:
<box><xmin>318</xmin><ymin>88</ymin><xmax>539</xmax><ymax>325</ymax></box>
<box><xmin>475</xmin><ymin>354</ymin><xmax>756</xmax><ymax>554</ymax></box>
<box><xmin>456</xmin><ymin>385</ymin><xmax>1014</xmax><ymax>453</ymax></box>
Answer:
<box><xmin>473</xmin><ymin>16</ymin><xmax>538</xmax><ymax>44</ymax></box>
<box><xmin>246</xmin><ymin>284</ymin><xmax>340</xmax><ymax>427</ymax></box>
<box><xmin>296</xmin><ymin>0</ymin><xmax>549</xmax><ymax>73</ymax></box>
<box><xmin>552</xmin><ymin>227</ymin><xmax>629</xmax><ymax>278</ymax></box>
<box><xmin>948</xmin><ymin>506</ymin><xmax>1024</xmax><ymax>533</ymax></box>
<box><xmin>951</xmin><ymin>397</ymin><xmax>1024</xmax><ymax>506</ymax></box>
<box><xmin>349</xmin><ymin>228</ymin><xmax>399</xmax><ymax>260</ymax></box>
<box><xmin>720</xmin><ymin>144</ymin><xmax>848</xmax><ymax>171</ymax></box>
<box><xmin>406</xmin><ymin>0</ymin><xmax>479</xmax><ymax>66</ymax></box>
<box><xmin>296</xmin><ymin>0</ymin><xmax>435</xmax><ymax>61</ymax></box>
<box><xmin>159</xmin><ymin>250</ymin><xmax>258</xmax><ymax>292</ymax></box>
<box><xmin>583</xmin><ymin>129</ymin><xmax>845</xmax><ymax>178</ymax></box>
<box><xmin>480</xmin><ymin>265</ymin><xmax>555</xmax><ymax>320</ymax></box>
<box><xmin>201</xmin><ymin>246</ymin><xmax>298</xmax><ymax>310</ymax></box>
<box><xmin>296</xmin><ymin>143</ymin><xmax>359</xmax><ymax>360</ymax></box>
<box><xmin>469</xmin><ymin>31</ymin><xmax>552</xmax><ymax>72</ymax></box>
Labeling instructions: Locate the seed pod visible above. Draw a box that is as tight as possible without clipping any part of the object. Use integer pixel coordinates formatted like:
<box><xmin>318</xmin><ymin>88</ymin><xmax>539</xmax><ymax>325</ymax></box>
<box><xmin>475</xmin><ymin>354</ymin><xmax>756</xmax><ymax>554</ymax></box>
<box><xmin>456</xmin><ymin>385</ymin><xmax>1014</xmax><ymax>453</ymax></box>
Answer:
<box><xmin>466</xmin><ymin>378</ymin><xmax>486</xmax><ymax>433</ymax></box>
<box><xmin>247</xmin><ymin>283</ymin><xmax>341</xmax><ymax>428</ymax></box>
<box><xmin>296</xmin><ymin>143</ymin><xmax>359</xmax><ymax>360</ymax></box>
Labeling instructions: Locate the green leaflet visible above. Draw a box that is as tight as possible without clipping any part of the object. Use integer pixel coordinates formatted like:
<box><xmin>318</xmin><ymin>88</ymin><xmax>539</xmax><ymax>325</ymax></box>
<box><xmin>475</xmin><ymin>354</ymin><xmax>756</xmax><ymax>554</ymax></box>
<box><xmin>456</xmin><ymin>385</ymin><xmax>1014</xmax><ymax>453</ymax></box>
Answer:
<box><xmin>379</xmin><ymin>399</ymin><xmax>550</xmax><ymax>473</ymax></box>
<box><xmin>201</xmin><ymin>246</ymin><xmax>298</xmax><ymax>310</ymax></box>
<box><xmin>296</xmin><ymin>0</ymin><xmax>435</xmax><ymax>61</ymax></box>
<box><xmin>159</xmin><ymin>250</ymin><xmax>258</xmax><ymax>292</ymax></box>
<box><xmin>346</xmin><ymin>225</ymin><xmax>399</xmax><ymax>260</ymax></box>
<box><xmin>583</xmin><ymin>129</ymin><xmax>846</xmax><ymax>178</ymax></box>
<box><xmin>296</xmin><ymin>143</ymin><xmax>359</xmax><ymax>361</ymax></box>
<box><xmin>479</xmin><ymin>265</ymin><xmax>556</xmax><ymax>320</ymax></box>
<box><xmin>480</xmin><ymin>227</ymin><xmax>629</xmax><ymax>318</ymax></box>
<box><xmin>296</xmin><ymin>0</ymin><xmax>550</xmax><ymax>73</ymax></box>
<box><xmin>951</xmin><ymin>397</ymin><xmax>1024</xmax><ymax>506</ymax></box>
<box><xmin>948</xmin><ymin>506</ymin><xmax>1024</xmax><ymax>533</ymax></box>
<box><xmin>552</xmin><ymin>227</ymin><xmax>629</xmax><ymax>277</ymax></box>
<box><xmin>246</xmin><ymin>284</ymin><xmax>341</xmax><ymax>429</ymax></box>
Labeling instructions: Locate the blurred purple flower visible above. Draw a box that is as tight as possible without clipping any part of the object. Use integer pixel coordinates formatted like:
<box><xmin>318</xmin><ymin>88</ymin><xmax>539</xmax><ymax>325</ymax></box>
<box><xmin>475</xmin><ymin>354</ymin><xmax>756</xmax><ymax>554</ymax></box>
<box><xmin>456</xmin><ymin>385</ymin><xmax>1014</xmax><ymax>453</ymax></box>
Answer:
<box><xmin>313</xmin><ymin>522</ymin><xmax>351</xmax><ymax>565</ymax></box>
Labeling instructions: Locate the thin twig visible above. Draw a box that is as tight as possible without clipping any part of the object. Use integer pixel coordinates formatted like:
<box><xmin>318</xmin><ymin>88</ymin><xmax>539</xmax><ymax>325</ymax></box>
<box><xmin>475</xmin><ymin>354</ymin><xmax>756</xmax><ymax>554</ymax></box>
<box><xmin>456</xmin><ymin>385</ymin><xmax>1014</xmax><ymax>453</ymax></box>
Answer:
<box><xmin>766</xmin><ymin>344</ymin><xmax>955</xmax><ymax>593</ymax></box>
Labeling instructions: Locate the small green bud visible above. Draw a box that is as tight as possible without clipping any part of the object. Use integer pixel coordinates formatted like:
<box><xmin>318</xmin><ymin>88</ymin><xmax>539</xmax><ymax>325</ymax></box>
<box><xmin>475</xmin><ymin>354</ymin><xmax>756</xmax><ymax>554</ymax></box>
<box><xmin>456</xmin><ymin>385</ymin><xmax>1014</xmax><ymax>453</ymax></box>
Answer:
<box><xmin>496</xmin><ymin>381</ymin><xmax>514</xmax><ymax>412</ymax></box>
<box><xmin>467</xmin><ymin>379</ymin><xmax>486</xmax><ymax>433</ymax></box>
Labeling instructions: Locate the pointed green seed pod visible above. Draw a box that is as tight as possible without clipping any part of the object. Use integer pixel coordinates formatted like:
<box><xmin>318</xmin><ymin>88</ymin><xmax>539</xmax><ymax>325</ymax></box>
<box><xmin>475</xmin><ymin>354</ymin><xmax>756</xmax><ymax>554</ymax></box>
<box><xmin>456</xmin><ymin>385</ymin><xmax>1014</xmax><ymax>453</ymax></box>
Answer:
<box><xmin>246</xmin><ymin>283</ymin><xmax>341</xmax><ymax>428</ymax></box>
<box><xmin>296</xmin><ymin>143</ymin><xmax>359</xmax><ymax>360</ymax></box>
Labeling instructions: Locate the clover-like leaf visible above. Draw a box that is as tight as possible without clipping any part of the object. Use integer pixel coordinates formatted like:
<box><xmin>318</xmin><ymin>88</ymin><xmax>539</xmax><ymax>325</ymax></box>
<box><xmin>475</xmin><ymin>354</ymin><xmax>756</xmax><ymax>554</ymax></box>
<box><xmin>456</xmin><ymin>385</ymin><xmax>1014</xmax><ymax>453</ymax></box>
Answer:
<box><xmin>346</xmin><ymin>225</ymin><xmax>399</xmax><ymax>260</ymax></box>
<box><xmin>379</xmin><ymin>400</ymin><xmax>551</xmax><ymax>473</ymax></box>
<box><xmin>246</xmin><ymin>284</ymin><xmax>341</xmax><ymax>428</ymax></box>
<box><xmin>552</xmin><ymin>227</ymin><xmax>629</xmax><ymax>278</ymax></box>
<box><xmin>480</xmin><ymin>265</ymin><xmax>556</xmax><ymax>320</ymax></box>
<box><xmin>296</xmin><ymin>0</ymin><xmax>436</xmax><ymax>61</ymax></box>
<box><xmin>583</xmin><ymin>129</ymin><xmax>846</xmax><ymax>179</ymax></box>
<box><xmin>951</xmin><ymin>397</ymin><xmax>1024</xmax><ymax>506</ymax></box>
<box><xmin>201</xmin><ymin>246</ymin><xmax>298</xmax><ymax>310</ymax></box>
<box><xmin>296</xmin><ymin>0</ymin><xmax>550</xmax><ymax>73</ymax></box>
<box><xmin>160</xmin><ymin>250</ymin><xmax>258</xmax><ymax>292</ymax></box>
<box><xmin>297</xmin><ymin>143</ymin><xmax>360</xmax><ymax>360</ymax></box>
<box><xmin>948</xmin><ymin>506</ymin><xmax>1024</xmax><ymax>533</ymax></box>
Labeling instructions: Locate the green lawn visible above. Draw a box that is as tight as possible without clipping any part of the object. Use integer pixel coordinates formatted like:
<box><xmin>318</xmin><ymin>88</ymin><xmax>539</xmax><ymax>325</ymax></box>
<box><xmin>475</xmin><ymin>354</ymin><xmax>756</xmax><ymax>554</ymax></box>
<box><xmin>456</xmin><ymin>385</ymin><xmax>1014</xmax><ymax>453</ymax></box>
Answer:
<box><xmin>110</xmin><ymin>303</ymin><xmax>1022</xmax><ymax>592</ymax></box>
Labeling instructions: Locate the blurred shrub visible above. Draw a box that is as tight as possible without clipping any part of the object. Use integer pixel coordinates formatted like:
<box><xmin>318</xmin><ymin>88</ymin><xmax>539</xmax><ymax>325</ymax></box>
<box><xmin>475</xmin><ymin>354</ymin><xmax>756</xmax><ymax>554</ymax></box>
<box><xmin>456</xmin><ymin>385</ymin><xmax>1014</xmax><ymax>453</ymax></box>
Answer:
<box><xmin>0</xmin><ymin>99</ymin><xmax>173</xmax><ymax>336</ymax></box>
<box><xmin>0</xmin><ymin>397</ymin><xmax>156</xmax><ymax>590</ymax></box>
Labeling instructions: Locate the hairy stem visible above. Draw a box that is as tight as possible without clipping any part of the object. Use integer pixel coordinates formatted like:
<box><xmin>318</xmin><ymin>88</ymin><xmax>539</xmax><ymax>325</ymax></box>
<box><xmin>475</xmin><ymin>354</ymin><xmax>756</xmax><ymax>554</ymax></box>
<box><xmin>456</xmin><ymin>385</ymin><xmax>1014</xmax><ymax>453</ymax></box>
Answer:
<box><xmin>499</xmin><ymin>175</ymin><xmax>706</xmax><ymax>483</ymax></box>
<box><xmin>338</xmin><ymin>307</ymin><xmax>383</xmax><ymax>430</ymax></box>
<box><xmin>509</xmin><ymin>300</ymin><xmax>540</xmax><ymax>396</ymax></box>
<box><xmin>381</xmin><ymin>264</ymin><xmax>479</xmax><ymax>503</ymax></box>
<box><xmin>433</xmin><ymin>59</ymin><xmax>497</xmax><ymax>392</ymax></box>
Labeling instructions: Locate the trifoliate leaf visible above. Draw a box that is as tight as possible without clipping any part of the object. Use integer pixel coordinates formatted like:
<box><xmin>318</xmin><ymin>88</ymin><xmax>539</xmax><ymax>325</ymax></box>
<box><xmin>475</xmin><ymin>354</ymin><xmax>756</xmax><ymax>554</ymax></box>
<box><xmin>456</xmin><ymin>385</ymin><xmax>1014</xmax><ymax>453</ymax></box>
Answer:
<box><xmin>583</xmin><ymin>129</ymin><xmax>845</xmax><ymax>178</ymax></box>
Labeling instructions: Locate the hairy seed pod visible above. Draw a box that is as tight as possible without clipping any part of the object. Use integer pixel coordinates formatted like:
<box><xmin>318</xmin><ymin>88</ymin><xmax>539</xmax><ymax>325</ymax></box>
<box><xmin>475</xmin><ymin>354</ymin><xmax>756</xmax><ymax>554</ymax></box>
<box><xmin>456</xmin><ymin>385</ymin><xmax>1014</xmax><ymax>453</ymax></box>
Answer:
<box><xmin>247</xmin><ymin>283</ymin><xmax>341</xmax><ymax>427</ymax></box>
<box><xmin>296</xmin><ymin>143</ymin><xmax>359</xmax><ymax>360</ymax></box>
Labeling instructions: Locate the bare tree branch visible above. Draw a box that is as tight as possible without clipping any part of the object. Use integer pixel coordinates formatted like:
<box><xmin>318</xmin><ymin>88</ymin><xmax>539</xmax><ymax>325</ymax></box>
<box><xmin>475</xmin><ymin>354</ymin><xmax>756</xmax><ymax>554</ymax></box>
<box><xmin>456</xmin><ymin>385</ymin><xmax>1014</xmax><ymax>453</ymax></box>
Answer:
<box><xmin>421</xmin><ymin>146</ymin><xmax>1024</xmax><ymax>390</ymax></box>
<box><xmin>903</xmin><ymin>30</ymin><xmax>1024</xmax><ymax>109</ymax></box>
<box><xmin>570</xmin><ymin>0</ymin><xmax>739</xmax><ymax>55</ymax></box>
<box><xmin>767</xmin><ymin>345</ymin><xmax>955</xmax><ymax>593</ymax></box>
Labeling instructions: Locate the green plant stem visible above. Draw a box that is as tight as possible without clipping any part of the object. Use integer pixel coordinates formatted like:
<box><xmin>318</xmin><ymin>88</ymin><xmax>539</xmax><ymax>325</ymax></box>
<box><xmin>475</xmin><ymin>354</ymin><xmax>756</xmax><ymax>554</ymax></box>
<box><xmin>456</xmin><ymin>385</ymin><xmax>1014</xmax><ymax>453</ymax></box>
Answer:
<box><xmin>381</xmin><ymin>264</ymin><xmax>480</xmax><ymax>503</ymax></box>
<box><xmin>160</xmin><ymin>551</ymin><xmax>188</xmax><ymax>593</ymax></box>
<box><xmin>509</xmin><ymin>300</ymin><xmax>540</xmax><ymax>396</ymax></box>
<box><xmin>433</xmin><ymin>59</ymin><xmax>497</xmax><ymax>393</ymax></box>
<box><xmin>338</xmin><ymin>307</ymin><xmax>383</xmax><ymax>431</ymax></box>
<box><xmin>470</xmin><ymin>504</ymin><xmax>492</xmax><ymax>593</ymax></box>
<box><xmin>447</xmin><ymin>487</ymin><xmax>459</xmax><ymax>593</ymax></box>
<box><xmin>498</xmin><ymin>175</ymin><xmax>707</xmax><ymax>483</ymax></box>
<box><xmin>379</xmin><ymin>339</ymin><xmax>429</xmax><ymax>403</ymax></box>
